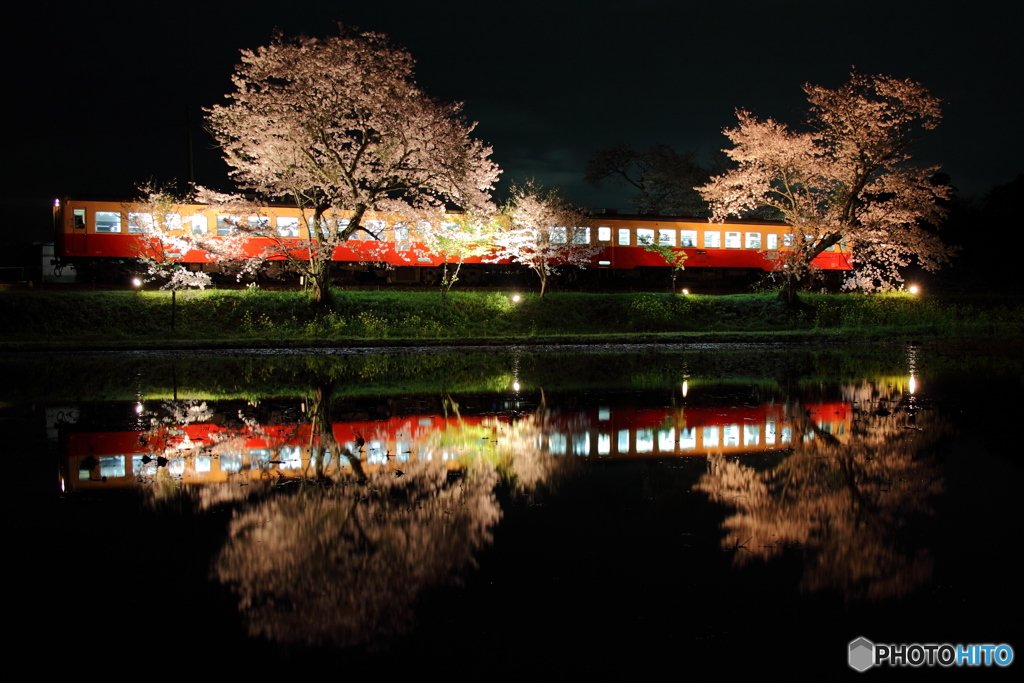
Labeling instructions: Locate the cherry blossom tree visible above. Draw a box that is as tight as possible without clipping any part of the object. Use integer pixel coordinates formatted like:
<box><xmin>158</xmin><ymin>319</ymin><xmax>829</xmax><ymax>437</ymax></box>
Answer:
<box><xmin>488</xmin><ymin>181</ymin><xmax>602</xmax><ymax>297</ymax></box>
<box><xmin>127</xmin><ymin>183</ymin><xmax>258</xmax><ymax>329</ymax></box>
<box><xmin>206</xmin><ymin>26</ymin><xmax>500</xmax><ymax>304</ymax></box>
<box><xmin>127</xmin><ymin>183</ymin><xmax>214</xmax><ymax>293</ymax></box>
<box><xmin>414</xmin><ymin>211</ymin><xmax>501</xmax><ymax>296</ymax></box>
<box><xmin>698</xmin><ymin>72</ymin><xmax>956</xmax><ymax>302</ymax></box>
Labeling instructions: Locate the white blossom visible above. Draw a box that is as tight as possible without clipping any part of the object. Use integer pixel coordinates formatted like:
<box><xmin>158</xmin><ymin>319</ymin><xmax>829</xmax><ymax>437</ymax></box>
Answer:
<box><xmin>487</xmin><ymin>181</ymin><xmax>602</xmax><ymax>297</ymax></box>
<box><xmin>698</xmin><ymin>72</ymin><xmax>956</xmax><ymax>298</ymax></box>
<box><xmin>206</xmin><ymin>26</ymin><xmax>500</xmax><ymax>303</ymax></box>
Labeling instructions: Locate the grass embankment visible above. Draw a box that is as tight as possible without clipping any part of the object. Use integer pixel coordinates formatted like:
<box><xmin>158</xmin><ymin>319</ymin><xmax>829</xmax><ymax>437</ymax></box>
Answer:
<box><xmin>1</xmin><ymin>289</ymin><xmax>1022</xmax><ymax>348</ymax></box>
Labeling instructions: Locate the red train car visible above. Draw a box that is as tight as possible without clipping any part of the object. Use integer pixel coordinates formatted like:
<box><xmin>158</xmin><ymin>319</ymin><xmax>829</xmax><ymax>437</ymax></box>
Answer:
<box><xmin>52</xmin><ymin>197</ymin><xmax>852</xmax><ymax>287</ymax></box>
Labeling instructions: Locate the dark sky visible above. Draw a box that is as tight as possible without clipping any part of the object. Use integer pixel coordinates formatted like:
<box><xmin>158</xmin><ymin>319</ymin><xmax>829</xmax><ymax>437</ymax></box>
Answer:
<box><xmin>5</xmin><ymin>0</ymin><xmax>1021</xmax><ymax>220</ymax></box>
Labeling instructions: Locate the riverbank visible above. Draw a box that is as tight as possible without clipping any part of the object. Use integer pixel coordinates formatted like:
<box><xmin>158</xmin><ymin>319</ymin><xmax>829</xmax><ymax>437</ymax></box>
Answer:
<box><xmin>2</xmin><ymin>289</ymin><xmax>1022</xmax><ymax>350</ymax></box>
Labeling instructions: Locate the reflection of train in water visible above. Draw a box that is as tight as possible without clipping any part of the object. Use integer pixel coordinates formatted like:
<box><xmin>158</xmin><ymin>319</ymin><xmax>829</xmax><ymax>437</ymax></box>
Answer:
<box><xmin>52</xmin><ymin>197</ymin><xmax>853</xmax><ymax>287</ymax></box>
<box><xmin>61</xmin><ymin>399</ymin><xmax>852</xmax><ymax>492</ymax></box>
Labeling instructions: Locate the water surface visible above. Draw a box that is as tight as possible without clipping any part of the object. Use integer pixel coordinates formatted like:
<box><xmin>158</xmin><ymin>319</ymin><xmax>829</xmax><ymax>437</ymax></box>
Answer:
<box><xmin>14</xmin><ymin>345</ymin><xmax>1021</xmax><ymax>675</ymax></box>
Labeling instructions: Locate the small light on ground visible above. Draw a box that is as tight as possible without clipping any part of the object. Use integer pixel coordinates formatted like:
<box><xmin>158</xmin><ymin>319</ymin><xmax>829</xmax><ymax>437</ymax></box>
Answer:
<box><xmin>680</xmin><ymin>288</ymin><xmax>689</xmax><ymax>295</ymax></box>
<box><xmin>132</xmin><ymin>278</ymin><xmax>142</xmax><ymax>288</ymax></box>
<box><xmin>511</xmin><ymin>294</ymin><xmax>521</xmax><ymax>303</ymax></box>
<box><xmin>908</xmin><ymin>285</ymin><xmax>919</xmax><ymax>295</ymax></box>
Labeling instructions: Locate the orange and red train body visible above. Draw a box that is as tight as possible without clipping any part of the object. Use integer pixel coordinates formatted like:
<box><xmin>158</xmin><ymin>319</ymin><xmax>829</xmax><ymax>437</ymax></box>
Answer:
<box><xmin>53</xmin><ymin>197</ymin><xmax>852</xmax><ymax>285</ymax></box>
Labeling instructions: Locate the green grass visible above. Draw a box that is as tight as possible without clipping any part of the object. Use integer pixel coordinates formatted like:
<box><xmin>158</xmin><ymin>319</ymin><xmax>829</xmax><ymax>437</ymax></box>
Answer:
<box><xmin>1</xmin><ymin>288</ymin><xmax>1022</xmax><ymax>346</ymax></box>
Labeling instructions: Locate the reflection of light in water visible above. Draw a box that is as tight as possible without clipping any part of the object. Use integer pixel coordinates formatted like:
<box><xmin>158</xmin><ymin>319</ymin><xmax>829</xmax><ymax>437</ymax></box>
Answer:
<box><xmin>512</xmin><ymin>381</ymin><xmax>520</xmax><ymax>392</ymax></box>
<box><xmin>682</xmin><ymin>380</ymin><xmax>689</xmax><ymax>398</ymax></box>
<box><xmin>907</xmin><ymin>345</ymin><xmax>918</xmax><ymax>395</ymax></box>
<box><xmin>135</xmin><ymin>402</ymin><xmax>143</xmax><ymax>414</ymax></box>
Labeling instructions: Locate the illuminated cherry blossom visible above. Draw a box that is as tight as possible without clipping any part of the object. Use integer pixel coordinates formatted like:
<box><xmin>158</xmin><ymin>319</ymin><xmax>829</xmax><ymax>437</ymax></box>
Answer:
<box><xmin>698</xmin><ymin>72</ymin><xmax>956</xmax><ymax>299</ymax></box>
<box><xmin>206</xmin><ymin>26</ymin><xmax>500</xmax><ymax>303</ymax></box>
<box><xmin>488</xmin><ymin>181</ymin><xmax>602</xmax><ymax>297</ymax></box>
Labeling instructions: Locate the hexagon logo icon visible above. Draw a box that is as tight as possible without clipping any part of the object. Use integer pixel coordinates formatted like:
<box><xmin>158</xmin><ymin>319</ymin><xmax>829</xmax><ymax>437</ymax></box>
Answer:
<box><xmin>849</xmin><ymin>637</ymin><xmax>875</xmax><ymax>672</ymax></box>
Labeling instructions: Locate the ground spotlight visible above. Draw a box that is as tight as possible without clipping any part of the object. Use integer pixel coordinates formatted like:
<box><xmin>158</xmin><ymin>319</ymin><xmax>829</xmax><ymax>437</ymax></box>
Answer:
<box><xmin>680</xmin><ymin>288</ymin><xmax>689</xmax><ymax>295</ymax></box>
<box><xmin>908</xmin><ymin>285</ymin><xmax>919</xmax><ymax>295</ymax></box>
<box><xmin>511</xmin><ymin>294</ymin><xmax>521</xmax><ymax>303</ymax></box>
<box><xmin>132</xmin><ymin>277</ymin><xmax>142</xmax><ymax>288</ymax></box>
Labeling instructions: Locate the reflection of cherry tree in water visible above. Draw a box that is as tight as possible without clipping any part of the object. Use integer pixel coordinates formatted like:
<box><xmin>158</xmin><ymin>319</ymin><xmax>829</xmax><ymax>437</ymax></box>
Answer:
<box><xmin>213</xmin><ymin>458</ymin><xmax>499</xmax><ymax>647</ymax></box>
<box><xmin>492</xmin><ymin>390</ymin><xmax>586</xmax><ymax>495</ymax></box>
<box><xmin>211</xmin><ymin>385</ymin><xmax>501</xmax><ymax>648</ymax></box>
<box><xmin>137</xmin><ymin>387</ymin><xmax>579</xmax><ymax>646</ymax></box>
<box><xmin>696</xmin><ymin>382</ymin><xmax>946</xmax><ymax>599</ymax></box>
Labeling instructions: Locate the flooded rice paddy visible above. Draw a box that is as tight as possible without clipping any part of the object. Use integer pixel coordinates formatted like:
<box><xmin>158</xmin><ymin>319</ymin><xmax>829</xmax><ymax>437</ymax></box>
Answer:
<box><xmin>10</xmin><ymin>344</ymin><xmax>1021</xmax><ymax>675</ymax></box>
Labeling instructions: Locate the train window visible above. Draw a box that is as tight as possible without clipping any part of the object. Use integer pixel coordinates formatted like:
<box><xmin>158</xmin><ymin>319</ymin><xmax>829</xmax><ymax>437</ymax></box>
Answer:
<box><xmin>364</xmin><ymin>219</ymin><xmax>385</xmax><ymax>239</ymax></box>
<box><xmin>783</xmin><ymin>233</ymin><xmax>794</xmax><ymax>247</ymax></box>
<box><xmin>598</xmin><ymin>226</ymin><xmax>611</xmax><ymax>242</ymax></box>
<box><xmin>549</xmin><ymin>227</ymin><xmax>567</xmax><ymax>243</ymax></box>
<box><xmin>679</xmin><ymin>427</ymin><xmax>696</xmax><ymax>450</ymax></box>
<box><xmin>745</xmin><ymin>232</ymin><xmax>762</xmax><ymax>249</ymax></box>
<box><xmin>73</xmin><ymin>209</ymin><xmax>86</xmax><ymax>230</ymax></box>
<box><xmin>636</xmin><ymin>228</ymin><xmax>655</xmax><ymax>246</ymax></box>
<box><xmin>128</xmin><ymin>212</ymin><xmax>153</xmax><ymax>234</ymax></box>
<box><xmin>703</xmin><ymin>231</ymin><xmax>721</xmax><ymax>248</ymax></box>
<box><xmin>571</xmin><ymin>227</ymin><xmax>590</xmax><ymax>244</ymax></box>
<box><xmin>767</xmin><ymin>233</ymin><xmax>778</xmax><ymax>250</ymax></box>
<box><xmin>618</xmin><ymin>229</ymin><xmax>631</xmax><ymax>246</ymax></box>
<box><xmin>598</xmin><ymin>434</ymin><xmax>611</xmax><ymax>456</ymax></box>
<box><xmin>617</xmin><ymin>429</ymin><xmax>629</xmax><ymax>454</ymax></box>
<box><xmin>441</xmin><ymin>221</ymin><xmax>458</xmax><ymax>231</ymax></box>
<box><xmin>658</xmin><ymin>428</ymin><xmax>675</xmax><ymax>451</ymax></box>
<box><xmin>636</xmin><ymin>428</ymin><xmax>654</xmax><ymax>454</ymax></box>
<box><xmin>188</xmin><ymin>215</ymin><xmax>208</xmax><ymax>235</ymax></box>
<box><xmin>277</xmin><ymin>217</ymin><xmax>300</xmax><ymax>237</ymax></box>
<box><xmin>335</xmin><ymin>218</ymin><xmax>350</xmax><ymax>238</ymax></box>
<box><xmin>658</xmin><ymin>229</ymin><xmax>676</xmax><ymax>246</ymax></box>
<box><xmin>702</xmin><ymin>426</ymin><xmax>719</xmax><ymax>448</ymax></box>
<box><xmin>725</xmin><ymin>231</ymin><xmax>741</xmax><ymax>248</ymax></box>
<box><xmin>744</xmin><ymin>424</ymin><xmax>760</xmax><ymax>446</ymax></box>
<box><xmin>680</xmin><ymin>230</ymin><xmax>697</xmax><ymax>247</ymax></box>
<box><xmin>723</xmin><ymin>424</ymin><xmax>740</xmax><ymax>447</ymax></box>
<box><xmin>249</xmin><ymin>216</ymin><xmax>270</xmax><ymax>232</ymax></box>
<box><xmin>95</xmin><ymin>211</ymin><xmax>122</xmax><ymax>233</ymax></box>
<box><xmin>217</xmin><ymin>216</ymin><xmax>239</xmax><ymax>235</ymax></box>
<box><xmin>394</xmin><ymin>223</ymin><xmax>410</xmax><ymax>241</ymax></box>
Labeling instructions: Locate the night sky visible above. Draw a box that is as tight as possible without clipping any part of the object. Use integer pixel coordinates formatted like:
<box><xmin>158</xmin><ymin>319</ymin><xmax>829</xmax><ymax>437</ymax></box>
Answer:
<box><xmin>5</xmin><ymin>0</ymin><xmax>1021</xmax><ymax>240</ymax></box>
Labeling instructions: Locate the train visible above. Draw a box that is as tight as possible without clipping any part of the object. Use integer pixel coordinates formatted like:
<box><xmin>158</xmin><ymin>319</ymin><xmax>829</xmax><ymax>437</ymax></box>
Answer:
<box><xmin>52</xmin><ymin>197</ymin><xmax>853</xmax><ymax>288</ymax></box>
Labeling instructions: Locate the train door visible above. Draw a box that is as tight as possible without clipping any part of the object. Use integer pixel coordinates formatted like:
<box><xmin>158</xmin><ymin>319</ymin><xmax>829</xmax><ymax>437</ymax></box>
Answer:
<box><xmin>71</xmin><ymin>207</ymin><xmax>87</xmax><ymax>253</ymax></box>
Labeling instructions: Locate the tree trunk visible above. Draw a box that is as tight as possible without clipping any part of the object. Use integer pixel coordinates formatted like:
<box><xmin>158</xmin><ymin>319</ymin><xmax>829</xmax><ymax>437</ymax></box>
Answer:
<box><xmin>440</xmin><ymin>262</ymin><xmax>462</xmax><ymax>297</ymax></box>
<box><xmin>778</xmin><ymin>275</ymin><xmax>799</xmax><ymax>305</ymax></box>
<box><xmin>309</xmin><ymin>259</ymin><xmax>332</xmax><ymax>305</ymax></box>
